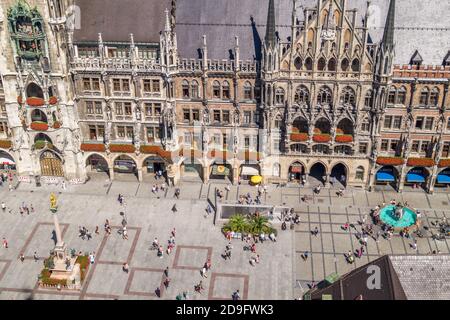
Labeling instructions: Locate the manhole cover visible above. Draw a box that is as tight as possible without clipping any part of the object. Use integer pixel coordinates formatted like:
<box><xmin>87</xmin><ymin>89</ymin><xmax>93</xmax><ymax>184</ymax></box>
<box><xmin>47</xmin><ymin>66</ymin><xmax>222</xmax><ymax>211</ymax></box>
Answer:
<box><xmin>442</xmin><ymin>202</ymin><xmax>448</xmax><ymax>205</ymax></box>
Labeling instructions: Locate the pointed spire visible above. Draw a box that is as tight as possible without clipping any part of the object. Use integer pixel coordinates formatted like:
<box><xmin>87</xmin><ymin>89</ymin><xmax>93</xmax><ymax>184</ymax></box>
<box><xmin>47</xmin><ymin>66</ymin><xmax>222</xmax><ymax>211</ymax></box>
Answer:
<box><xmin>164</xmin><ymin>8</ymin><xmax>171</xmax><ymax>33</ymax></box>
<box><xmin>382</xmin><ymin>0</ymin><xmax>396</xmax><ymax>50</ymax></box>
<box><xmin>265</xmin><ymin>0</ymin><xmax>276</xmax><ymax>48</ymax></box>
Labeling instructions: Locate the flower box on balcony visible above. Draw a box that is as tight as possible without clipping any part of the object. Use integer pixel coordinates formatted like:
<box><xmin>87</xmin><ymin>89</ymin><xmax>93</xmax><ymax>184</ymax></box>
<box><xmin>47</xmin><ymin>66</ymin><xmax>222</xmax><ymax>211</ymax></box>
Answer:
<box><xmin>48</xmin><ymin>96</ymin><xmax>58</xmax><ymax>105</ymax></box>
<box><xmin>81</xmin><ymin>143</ymin><xmax>106</xmax><ymax>152</ymax></box>
<box><xmin>52</xmin><ymin>121</ymin><xmax>61</xmax><ymax>129</ymax></box>
<box><xmin>407</xmin><ymin>157</ymin><xmax>435</xmax><ymax>167</ymax></box>
<box><xmin>140</xmin><ymin>145</ymin><xmax>173</xmax><ymax>160</ymax></box>
<box><xmin>30</xmin><ymin>121</ymin><xmax>48</xmax><ymax>131</ymax></box>
<box><xmin>376</xmin><ymin>157</ymin><xmax>404</xmax><ymax>166</ymax></box>
<box><xmin>290</xmin><ymin>133</ymin><xmax>308</xmax><ymax>142</ymax></box>
<box><xmin>313</xmin><ymin>134</ymin><xmax>331</xmax><ymax>143</ymax></box>
<box><xmin>335</xmin><ymin>135</ymin><xmax>353</xmax><ymax>143</ymax></box>
<box><xmin>0</xmin><ymin>140</ymin><xmax>12</xmax><ymax>149</ymax></box>
<box><xmin>27</xmin><ymin>97</ymin><xmax>45</xmax><ymax>107</ymax></box>
<box><xmin>313</xmin><ymin>128</ymin><xmax>322</xmax><ymax>134</ymax></box>
<box><xmin>109</xmin><ymin>144</ymin><xmax>135</xmax><ymax>153</ymax></box>
<box><xmin>438</xmin><ymin>159</ymin><xmax>450</xmax><ymax>168</ymax></box>
<box><xmin>336</xmin><ymin>128</ymin><xmax>344</xmax><ymax>135</ymax></box>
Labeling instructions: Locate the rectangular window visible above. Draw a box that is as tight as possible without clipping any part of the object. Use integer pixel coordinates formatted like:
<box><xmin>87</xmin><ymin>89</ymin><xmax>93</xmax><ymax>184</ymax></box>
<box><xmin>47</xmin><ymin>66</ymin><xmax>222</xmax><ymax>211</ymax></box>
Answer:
<box><xmin>94</xmin><ymin>101</ymin><xmax>102</xmax><ymax>114</ymax></box>
<box><xmin>183</xmin><ymin>109</ymin><xmax>190</xmax><ymax>122</ymax></box>
<box><xmin>85</xmin><ymin>101</ymin><xmax>94</xmax><ymax>114</ymax></box>
<box><xmin>222</xmin><ymin>133</ymin><xmax>228</xmax><ymax>149</ymax></box>
<box><xmin>424</xmin><ymin>117</ymin><xmax>434</xmax><ymax>130</ymax></box>
<box><xmin>126</xmin><ymin>127</ymin><xmax>134</xmax><ymax>139</ymax></box>
<box><xmin>122</xmin><ymin>79</ymin><xmax>130</xmax><ymax>92</ymax></box>
<box><xmin>390</xmin><ymin>140</ymin><xmax>398</xmax><ymax>152</ymax></box>
<box><xmin>147</xmin><ymin>127</ymin><xmax>155</xmax><ymax>141</ymax></box>
<box><xmin>384</xmin><ymin>116</ymin><xmax>392</xmax><ymax>129</ymax></box>
<box><xmin>97</xmin><ymin>125</ymin><xmax>105</xmax><ymax>139</ymax></box>
<box><xmin>89</xmin><ymin>125</ymin><xmax>97</xmax><ymax>140</ymax></box>
<box><xmin>393</xmin><ymin>116</ymin><xmax>402</xmax><ymax>129</ymax></box>
<box><xmin>117</xmin><ymin>126</ymin><xmax>125</xmax><ymax>138</ymax></box>
<box><xmin>152</xmin><ymin>80</ymin><xmax>160</xmax><ymax>93</ymax></box>
<box><xmin>381</xmin><ymin>139</ymin><xmax>389</xmax><ymax>151</ymax></box>
<box><xmin>420</xmin><ymin>141</ymin><xmax>429</xmax><ymax>153</ymax></box>
<box><xmin>145</xmin><ymin>104</ymin><xmax>152</xmax><ymax>116</ymax></box>
<box><xmin>411</xmin><ymin>141</ymin><xmax>420</xmax><ymax>153</ymax></box>
<box><xmin>359</xmin><ymin>143</ymin><xmax>368</xmax><ymax>154</ymax></box>
<box><xmin>222</xmin><ymin>111</ymin><xmax>230</xmax><ymax>124</ymax></box>
<box><xmin>213</xmin><ymin>110</ymin><xmax>221</xmax><ymax>123</ymax></box>
<box><xmin>143</xmin><ymin>80</ymin><xmax>152</xmax><ymax>93</ymax></box>
<box><xmin>415</xmin><ymin>117</ymin><xmax>424</xmax><ymax>129</ymax></box>
<box><xmin>124</xmin><ymin>103</ymin><xmax>132</xmax><ymax>116</ymax></box>
<box><xmin>192</xmin><ymin>109</ymin><xmax>200</xmax><ymax>121</ymax></box>
<box><xmin>243</xmin><ymin>111</ymin><xmax>251</xmax><ymax>124</ymax></box>
<box><xmin>83</xmin><ymin>78</ymin><xmax>91</xmax><ymax>91</ymax></box>
<box><xmin>113</xmin><ymin>79</ymin><xmax>121</xmax><ymax>92</ymax></box>
<box><xmin>92</xmin><ymin>78</ymin><xmax>100</xmax><ymax>91</ymax></box>
<box><xmin>388</xmin><ymin>91</ymin><xmax>396</xmax><ymax>104</ymax></box>
<box><xmin>212</xmin><ymin>134</ymin><xmax>221</xmax><ymax>146</ymax></box>
<box><xmin>244</xmin><ymin>136</ymin><xmax>250</xmax><ymax>149</ymax></box>
<box><xmin>420</xmin><ymin>91</ymin><xmax>428</xmax><ymax>105</ymax></box>
<box><xmin>115</xmin><ymin>103</ymin><xmax>123</xmax><ymax>115</ymax></box>
<box><xmin>222</xmin><ymin>86</ymin><xmax>230</xmax><ymax>99</ymax></box>
<box><xmin>442</xmin><ymin>142</ymin><xmax>450</xmax><ymax>158</ymax></box>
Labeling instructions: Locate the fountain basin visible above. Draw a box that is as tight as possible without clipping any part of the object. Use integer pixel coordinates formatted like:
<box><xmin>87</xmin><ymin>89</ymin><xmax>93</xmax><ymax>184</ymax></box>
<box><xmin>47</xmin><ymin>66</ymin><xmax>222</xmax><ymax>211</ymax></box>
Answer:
<box><xmin>379</xmin><ymin>205</ymin><xmax>418</xmax><ymax>230</ymax></box>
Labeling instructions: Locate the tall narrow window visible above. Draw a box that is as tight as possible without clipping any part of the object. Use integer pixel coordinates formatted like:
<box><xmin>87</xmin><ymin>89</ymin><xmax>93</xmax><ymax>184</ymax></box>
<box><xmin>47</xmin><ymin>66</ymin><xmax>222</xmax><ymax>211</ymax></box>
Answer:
<box><xmin>213</xmin><ymin>81</ymin><xmax>221</xmax><ymax>99</ymax></box>
<box><xmin>420</xmin><ymin>87</ymin><xmax>429</xmax><ymax>106</ymax></box>
<box><xmin>222</xmin><ymin>81</ymin><xmax>230</xmax><ymax>99</ymax></box>
<box><xmin>191</xmin><ymin>80</ymin><xmax>199</xmax><ymax>98</ymax></box>
<box><xmin>182</xmin><ymin>80</ymin><xmax>190</xmax><ymax>98</ymax></box>
<box><xmin>275</xmin><ymin>88</ymin><xmax>285</xmax><ymax>105</ymax></box>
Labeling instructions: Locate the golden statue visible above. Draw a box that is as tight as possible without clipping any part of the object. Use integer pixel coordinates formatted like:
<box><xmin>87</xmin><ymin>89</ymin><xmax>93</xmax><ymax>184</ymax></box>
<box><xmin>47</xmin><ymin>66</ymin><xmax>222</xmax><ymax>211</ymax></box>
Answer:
<box><xmin>50</xmin><ymin>193</ymin><xmax>57</xmax><ymax>210</ymax></box>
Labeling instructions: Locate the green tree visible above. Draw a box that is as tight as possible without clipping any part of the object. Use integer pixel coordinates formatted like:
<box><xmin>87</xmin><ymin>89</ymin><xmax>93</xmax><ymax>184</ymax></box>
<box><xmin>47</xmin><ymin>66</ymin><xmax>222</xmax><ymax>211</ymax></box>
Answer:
<box><xmin>222</xmin><ymin>214</ymin><xmax>249</xmax><ymax>233</ymax></box>
<box><xmin>248</xmin><ymin>215</ymin><xmax>273</xmax><ymax>235</ymax></box>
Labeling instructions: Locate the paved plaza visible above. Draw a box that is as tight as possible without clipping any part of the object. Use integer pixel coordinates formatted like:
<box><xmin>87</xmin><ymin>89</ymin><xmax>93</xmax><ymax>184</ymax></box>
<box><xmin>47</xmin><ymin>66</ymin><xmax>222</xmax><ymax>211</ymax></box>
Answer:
<box><xmin>0</xmin><ymin>175</ymin><xmax>449</xmax><ymax>300</ymax></box>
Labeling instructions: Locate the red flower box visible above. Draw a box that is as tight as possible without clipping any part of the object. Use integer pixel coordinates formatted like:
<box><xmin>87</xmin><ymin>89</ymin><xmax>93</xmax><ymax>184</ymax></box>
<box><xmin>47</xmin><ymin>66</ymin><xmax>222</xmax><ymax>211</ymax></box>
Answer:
<box><xmin>0</xmin><ymin>140</ymin><xmax>12</xmax><ymax>149</ymax></box>
<box><xmin>27</xmin><ymin>97</ymin><xmax>45</xmax><ymax>107</ymax></box>
<box><xmin>313</xmin><ymin>128</ymin><xmax>322</xmax><ymax>134</ymax></box>
<box><xmin>140</xmin><ymin>145</ymin><xmax>174</xmax><ymax>160</ymax></box>
<box><xmin>313</xmin><ymin>134</ymin><xmax>331</xmax><ymax>143</ymax></box>
<box><xmin>30</xmin><ymin>122</ymin><xmax>49</xmax><ymax>131</ymax></box>
<box><xmin>336</xmin><ymin>128</ymin><xmax>344</xmax><ymax>135</ymax></box>
<box><xmin>81</xmin><ymin>143</ymin><xmax>106</xmax><ymax>152</ymax></box>
<box><xmin>376</xmin><ymin>157</ymin><xmax>404</xmax><ymax>166</ymax></box>
<box><xmin>48</xmin><ymin>96</ymin><xmax>58</xmax><ymax>105</ymax></box>
<box><xmin>335</xmin><ymin>135</ymin><xmax>353</xmax><ymax>143</ymax></box>
<box><xmin>438</xmin><ymin>159</ymin><xmax>450</xmax><ymax>168</ymax></box>
<box><xmin>52</xmin><ymin>121</ymin><xmax>61</xmax><ymax>129</ymax></box>
<box><xmin>290</xmin><ymin>133</ymin><xmax>309</xmax><ymax>142</ymax></box>
<box><xmin>109</xmin><ymin>144</ymin><xmax>135</xmax><ymax>153</ymax></box>
<box><xmin>407</xmin><ymin>158</ymin><xmax>435</xmax><ymax>167</ymax></box>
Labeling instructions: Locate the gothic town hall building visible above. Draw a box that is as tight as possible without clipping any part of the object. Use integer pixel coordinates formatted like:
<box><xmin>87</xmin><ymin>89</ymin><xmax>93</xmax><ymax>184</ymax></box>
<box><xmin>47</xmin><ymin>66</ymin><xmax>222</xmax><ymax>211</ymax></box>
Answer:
<box><xmin>0</xmin><ymin>0</ymin><xmax>449</xmax><ymax>193</ymax></box>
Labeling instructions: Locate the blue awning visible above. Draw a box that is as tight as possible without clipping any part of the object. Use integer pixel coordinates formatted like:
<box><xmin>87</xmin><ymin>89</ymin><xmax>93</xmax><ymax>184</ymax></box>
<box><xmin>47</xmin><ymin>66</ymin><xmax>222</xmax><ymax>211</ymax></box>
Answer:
<box><xmin>437</xmin><ymin>174</ymin><xmax>450</xmax><ymax>184</ymax></box>
<box><xmin>406</xmin><ymin>173</ymin><xmax>425</xmax><ymax>183</ymax></box>
<box><xmin>376</xmin><ymin>172</ymin><xmax>395</xmax><ymax>182</ymax></box>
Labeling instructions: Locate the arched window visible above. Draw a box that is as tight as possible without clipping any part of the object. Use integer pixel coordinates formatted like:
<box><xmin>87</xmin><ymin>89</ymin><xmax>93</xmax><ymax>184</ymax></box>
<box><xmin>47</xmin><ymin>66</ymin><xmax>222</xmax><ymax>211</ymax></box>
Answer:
<box><xmin>328</xmin><ymin>58</ymin><xmax>336</xmax><ymax>71</ymax></box>
<box><xmin>274</xmin><ymin>115</ymin><xmax>283</xmax><ymax>129</ymax></box>
<box><xmin>341</xmin><ymin>58</ymin><xmax>349</xmax><ymax>71</ymax></box>
<box><xmin>351</xmin><ymin>59</ymin><xmax>360</xmax><ymax>72</ymax></box>
<box><xmin>305</xmin><ymin>57</ymin><xmax>313</xmax><ymax>71</ymax></box>
<box><xmin>26</xmin><ymin>83</ymin><xmax>44</xmax><ymax>98</ymax></box>
<box><xmin>355</xmin><ymin>166</ymin><xmax>365</xmax><ymax>180</ymax></box>
<box><xmin>317</xmin><ymin>86</ymin><xmax>333</xmax><ymax>105</ymax></box>
<box><xmin>420</xmin><ymin>87</ymin><xmax>430</xmax><ymax>106</ymax></box>
<box><xmin>294</xmin><ymin>86</ymin><xmax>309</xmax><ymax>104</ymax></box>
<box><xmin>243</xmin><ymin>82</ymin><xmax>253</xmax><ymax>100</ymax></box>
<box><xmin>182</xmin><ymin>80</ymin><xmax>190</xmax><ymax>98</ymax></box>
<box><xmin>191</xmin><ymin>80</ymin><xmax>199</xmax><ymax>98</ymax></box>
<box><xmin>294</xmin><ymin>57</ymin><xmax>302</xmax><ymax>70</ymax></box>
<box><xmin>222</xmin><ymin>81</ymin><xmax>230</xmax><ymax>99</ymax></box>
<box><xmin>340</xmin><ymin>87</ymin><xmax>356</xmax><ymax>106</ymax></box>
<box><xmin>212</xmin><ymin>80</ymin><xmax>221</xmax><ymax>99</ymax></box>
<box><xmin>364</xmin><ymin>90</ymin><xmax>373</xmax><ymax>108</ymax></box>
<box><xmin>388</xmin><ymin>87</ymin><xmax>396</xmax><ymax>104</ymax></box>
<box><xmin>318</xmin><ymin>57</ymin><xmax>326</xmax><ymax>71</ymax></box>
<box><xmin>275</xmin><ymin>88</ymin><xmax>285</xmax><ymax>105</ymax></box>
<box><xmin>430</xmin><ymin>87</ymin><xmax>440</xmax><ymax>106</ymax></box>
<box><xmin>396</xmin><ymin>87</ymin><xmax>407</xmax><ymax>105</ymax></box>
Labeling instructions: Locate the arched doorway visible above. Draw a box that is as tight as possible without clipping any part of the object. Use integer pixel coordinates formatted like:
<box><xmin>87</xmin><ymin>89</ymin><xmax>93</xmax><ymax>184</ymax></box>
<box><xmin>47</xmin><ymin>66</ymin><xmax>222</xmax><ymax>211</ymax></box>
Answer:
<box><xmin>436</xmin><ymin>168</ymin><xmax>450</xmax><ymax>188</ymax></box>
<box><xmin>40</xmin><ymin>151</ymin><xmax>64</xmax><ymax>177</ymax></box>
<box><xmin>0</xmin><ymin>150</ymin><xmax>16</xmax><ymax>171</ymax></box>
<box><xmin>376</xmin><ymin>166</ymin><xmax>398</xmax><ymax>190</ymax></box>
<box><xmin>288</xmin><ymin>162</ymin><xmax>305</xmax><ymax>182</ymax></box>
<box><xmin>210</xmin><ymin>162</ymin><xmax>232</xmax><ymax>182</ymax></box>
<box><xmin>113</xmin><ymin>155</ymin><xmax>137</xmax><ymax>180</ymax></box>
<box><xmin>144</xmin><ymin>155</ymin><xmax>168</xmax><ymax>181</ymax></box>
<box><xmin>309</xmin><ymin>162</ymin><xmax>327</xmax><ymax>186</ymax></box>
<box><xmin>406</xmin><ymin>167</ymin><xmax>429</xmax><ymax>190</ymax></box>
<box><xmin>86</xmin><ymin>154</ymin><xmax>109</xmax><ymax>178</ymax></box>
<box><xmin>330</xmin><ymin>163</ymin><xmax>347</xmax><ymax>187</ymax></box>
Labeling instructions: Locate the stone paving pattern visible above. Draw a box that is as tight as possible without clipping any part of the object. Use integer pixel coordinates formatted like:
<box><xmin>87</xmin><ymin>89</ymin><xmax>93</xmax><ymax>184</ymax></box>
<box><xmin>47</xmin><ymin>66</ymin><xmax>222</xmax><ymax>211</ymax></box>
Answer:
<box><xmin>0</xmin><ymin>175</ymin><xmax>449</xmax><ymax>299</ymax></box>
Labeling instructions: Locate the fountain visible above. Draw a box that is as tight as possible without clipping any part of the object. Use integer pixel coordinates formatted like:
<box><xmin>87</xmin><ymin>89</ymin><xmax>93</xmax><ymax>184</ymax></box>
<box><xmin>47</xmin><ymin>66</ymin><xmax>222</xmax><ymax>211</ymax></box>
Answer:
<box><xmin>379</xmin><ymin>204</ymin><xmax>418</xmax><ymax>231</ymax></box>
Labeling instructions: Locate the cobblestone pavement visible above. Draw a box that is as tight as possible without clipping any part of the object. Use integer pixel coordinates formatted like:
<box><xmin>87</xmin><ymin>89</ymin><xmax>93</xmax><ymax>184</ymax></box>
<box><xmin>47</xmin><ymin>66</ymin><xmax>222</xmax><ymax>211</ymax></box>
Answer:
<box><xmin>0</xmin><ymin>175</ymin><xmax>449</xmax><ymax>299</ymax></box>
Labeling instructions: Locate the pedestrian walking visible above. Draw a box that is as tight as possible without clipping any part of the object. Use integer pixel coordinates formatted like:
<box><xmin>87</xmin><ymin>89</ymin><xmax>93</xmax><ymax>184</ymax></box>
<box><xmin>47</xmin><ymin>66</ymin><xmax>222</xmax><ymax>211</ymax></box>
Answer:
<box><xmin>30</xmin><ymin>204</ymin><xmax>34</xmax><ymax>214</ymax></box>
<box><xmin>164</xmin><ymin>277</ymin><xmax>171</xmax><ymax>289</ymax></box>
<box><xmin>171</xmin><ymin>204</ymin><xmax>177</xmax><ymax>213</ymax></box>
<box><xmin>122</xmin><ymin>262</ymin><xmax>129</xmax><ymax>273</ymax></box>
<box><xmin>171</xmin><ymin>228</ymin><xmax>176</xmax><ymax>237</ymax></box>
<box><xmin>89</xmin><ymin>252</ymin><xmax>95</xmax><ymax>264</ymax></box>
<box><xmin>201</xmin><ymin>266</ymin><xmax>208</xmax><ymax>278</ymax></box>
<box><xmin>19</xmin><ymin>253</ymin><xmax>25</xmax><ymax>262</ymax></box>
<box><xmin>33</xmin><ymin>251</ymin><xmax>39</xmax><ymax>262</ymax></box>
<box><xmin>195</xmin><ymin>281</ymin><xmax>204</xmax><ymax>294</ymax></box>
<box><xmin>232</xmin><ymin>290</ymin><xmax>240</xmax><ymax>301</ymax></box>
<box><xmin>2</xmin><ymin>237</ymin><xmax>8</xmax><ymax>248</ymax></box>
<box><xmin>95</xmin><ymin>226</ymin><xmax>99</xmax><ymax>234</ymax></box>
<box><xmin>122</xmin><ymin>226</ymin><xmax>128</xmax><ymax>240</ymax></box>
<box><xmin>62</xmin><ymin>180</ymin><xmax>66</xmax><ymax>190</ymax></box>
<box><xmin>302</xmin><ymin>251</ymin><xmax>309</xmax><ymax>261</ymax></box>
<box><xmin>1</xmin><ymin>201</ymin><xmax>6</xmax><ymax>212</ymax></box>
<box><xmin>164</xmin><ymin>266</ymin><xmax>169</xmax><ymax>277</ymax></box>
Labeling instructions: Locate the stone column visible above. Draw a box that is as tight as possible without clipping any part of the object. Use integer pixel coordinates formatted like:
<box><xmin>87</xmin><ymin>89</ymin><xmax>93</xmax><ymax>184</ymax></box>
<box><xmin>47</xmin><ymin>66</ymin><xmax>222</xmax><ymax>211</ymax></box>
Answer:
<box><xmin>137</xmin><ymin>168</ymin><xmax>143</xmax><ymax>182</ymax></box>
<box><xmin>398</xmin><ymin>165</ymin><xmax>406</xmax><ymax>193</ymax></box>
<box><xmin>324</xmin><ymin>174</ymin><xmax>330</xmax><ymax>188</ymax></box>
<box><xmin>202</xmin><ymin>165</ymin><xmax>209</xmax><ymax>184</ymax></box>
<box><xmin>53</xmin><ymin>213</ymin><xmax>64</xmax><ymax>247</ymax></box>
<box><xmin>109</xmin><ymin>167</ymin><xmax>115</xmax><ymax>180</ymax></box>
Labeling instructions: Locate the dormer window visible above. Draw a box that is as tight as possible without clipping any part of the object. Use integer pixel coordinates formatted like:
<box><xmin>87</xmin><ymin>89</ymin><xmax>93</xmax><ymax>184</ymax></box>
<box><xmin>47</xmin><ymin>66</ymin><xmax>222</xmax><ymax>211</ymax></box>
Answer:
<box><xmin>410</xmin><ymin>50</ymin><xmax>423</xmax><ymax>66</ymax></box>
